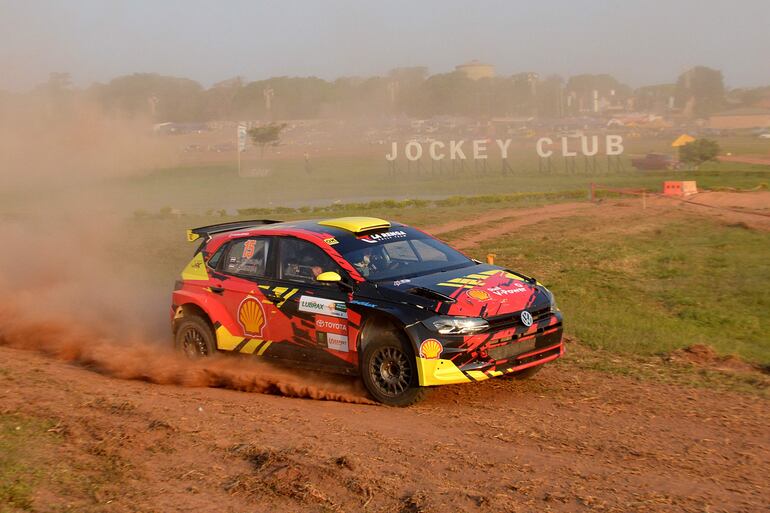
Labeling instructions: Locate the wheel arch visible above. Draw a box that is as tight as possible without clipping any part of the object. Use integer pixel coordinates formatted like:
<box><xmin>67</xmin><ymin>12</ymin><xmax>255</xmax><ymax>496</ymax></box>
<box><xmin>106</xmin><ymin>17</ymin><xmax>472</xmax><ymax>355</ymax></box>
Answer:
<box><xmin>173</xmin><ymin>301</ymin><xmax>214</xmax><ymax>334</ymax></box>
<box><xmin>356</xmin><ymin>309</ymin><xmax>417</xmax><ymax>358</ymax></box>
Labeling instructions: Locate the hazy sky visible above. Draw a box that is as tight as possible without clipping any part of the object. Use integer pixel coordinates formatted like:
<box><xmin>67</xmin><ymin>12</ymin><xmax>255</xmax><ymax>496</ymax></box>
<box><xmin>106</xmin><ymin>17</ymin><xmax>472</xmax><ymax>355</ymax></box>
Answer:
<box><xmin>1</xmin><ymin>0</ymin><xmax>768</xmax><ymax>91</ymax></box>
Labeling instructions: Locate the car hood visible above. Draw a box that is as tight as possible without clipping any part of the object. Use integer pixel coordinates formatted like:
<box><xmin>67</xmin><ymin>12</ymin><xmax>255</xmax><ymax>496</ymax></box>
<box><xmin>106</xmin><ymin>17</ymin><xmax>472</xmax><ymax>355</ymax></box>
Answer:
<box><xmin>377</xmin><ymin>263</ymin><xmax>550</xmax><ymax>318</ymax></box>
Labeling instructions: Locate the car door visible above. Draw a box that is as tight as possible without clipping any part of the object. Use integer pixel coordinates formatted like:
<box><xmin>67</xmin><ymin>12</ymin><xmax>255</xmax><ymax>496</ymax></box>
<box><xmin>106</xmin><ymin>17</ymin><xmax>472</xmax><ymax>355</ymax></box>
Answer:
<box><xmin>268</xmin><ymin>236</ymin><xmax>354</xmax><ymax>370</ymax></box>
<box><xmin>210</xmin><ymin>236</ymin><xmax>282</xmax><ymax>355</ymax></box>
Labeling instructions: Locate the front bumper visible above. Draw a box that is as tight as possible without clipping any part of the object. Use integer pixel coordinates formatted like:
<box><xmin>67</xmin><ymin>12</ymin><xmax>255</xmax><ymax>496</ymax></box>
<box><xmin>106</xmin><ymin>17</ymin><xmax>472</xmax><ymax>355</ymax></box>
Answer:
<box><xmin>409</xmin><ymin>311</ymin><xmax>564</xmax><ymax>386</ymax></box>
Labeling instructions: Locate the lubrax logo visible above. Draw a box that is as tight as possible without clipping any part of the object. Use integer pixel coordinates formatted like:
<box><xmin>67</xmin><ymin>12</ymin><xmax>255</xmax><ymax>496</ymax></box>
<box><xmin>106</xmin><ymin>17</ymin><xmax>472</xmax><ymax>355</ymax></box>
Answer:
<box><xmin>298</xmin><ymin>296</ymin><xmax>348</xmax><ymax>319</ymax></box>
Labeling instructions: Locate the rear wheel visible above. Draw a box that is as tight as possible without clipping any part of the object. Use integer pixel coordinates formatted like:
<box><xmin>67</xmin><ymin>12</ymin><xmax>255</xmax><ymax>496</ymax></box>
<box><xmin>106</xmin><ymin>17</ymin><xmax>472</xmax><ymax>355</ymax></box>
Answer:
<box><xmin>174</xmin><ymin>316</ymin><xmax>216</xmax><ymax>359</ymax></box>
<box><xmin>361</xmin><ymin>336</ymin><xmax>427</xmax><ymax>406</ymax></box>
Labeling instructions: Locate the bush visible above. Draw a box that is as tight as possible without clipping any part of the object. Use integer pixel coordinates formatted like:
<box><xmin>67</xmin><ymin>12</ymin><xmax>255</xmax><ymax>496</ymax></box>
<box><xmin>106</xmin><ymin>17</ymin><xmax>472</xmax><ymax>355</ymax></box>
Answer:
<box><xmin>679</xmin><ymin>139</ymin><xmax>721</xmax><ymax>167</ymax></box>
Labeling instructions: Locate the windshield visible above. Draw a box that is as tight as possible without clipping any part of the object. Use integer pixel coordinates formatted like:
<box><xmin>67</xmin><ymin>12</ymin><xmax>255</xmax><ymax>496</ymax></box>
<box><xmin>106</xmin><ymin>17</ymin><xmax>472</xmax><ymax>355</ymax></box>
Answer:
<box><xmin>334</xmin><ymin>227</ymin><xmax>473</xmax><ymax>281</ymax></box>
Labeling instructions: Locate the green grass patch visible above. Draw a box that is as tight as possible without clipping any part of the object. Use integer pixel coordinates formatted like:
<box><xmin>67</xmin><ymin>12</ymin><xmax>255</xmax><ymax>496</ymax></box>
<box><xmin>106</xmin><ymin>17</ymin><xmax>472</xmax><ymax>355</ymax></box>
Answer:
<box><xmin>0</xmin><ymin>414</ymin><xmax>60</xmax><ymax>512</ymax></box>
<box><xmin>474</xmin><ymin>212</ymin><xmax>770</xmax><ymax>363</ymax></box>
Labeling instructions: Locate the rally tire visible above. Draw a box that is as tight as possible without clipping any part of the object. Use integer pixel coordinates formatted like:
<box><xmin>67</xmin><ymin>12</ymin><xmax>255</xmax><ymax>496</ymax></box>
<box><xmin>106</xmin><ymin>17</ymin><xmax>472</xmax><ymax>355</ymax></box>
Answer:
<box><xmin>175</xmin><ymin>315</ymin><xmax>216</xmax><ymax>359</ymax></box>
<box><xmin>508</xmin><ymin>364</ymin><xmax>543</xmax><ymax>380</ymax></box>
<box><xmin>361</xmin><ymin>335</ymin><xmax>428</xmax><ymax>407</ymax></box>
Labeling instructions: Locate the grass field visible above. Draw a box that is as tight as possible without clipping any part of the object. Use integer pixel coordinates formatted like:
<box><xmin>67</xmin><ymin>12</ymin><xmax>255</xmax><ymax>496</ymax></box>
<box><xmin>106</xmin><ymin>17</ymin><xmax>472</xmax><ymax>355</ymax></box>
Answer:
<box><xmin>4</xmin><ymin>135</ymin><xmax>768</xmax><ymax>215</ymax></box>
<box><xmin>474</xmin><ymin>209</ymin><xmax>770</xmax><ymax>363</ymax></box>
<box><xmin>110</xmin><ymin>159</ymin><xmax>770</xmax><ymax>213</ymax></box>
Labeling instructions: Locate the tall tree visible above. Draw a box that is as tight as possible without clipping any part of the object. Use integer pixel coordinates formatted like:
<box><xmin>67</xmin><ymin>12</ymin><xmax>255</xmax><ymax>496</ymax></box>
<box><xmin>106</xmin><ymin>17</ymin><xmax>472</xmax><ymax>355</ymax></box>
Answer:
<box><xmin>675</xmin><ymin>66</ymin><xmax>725</xmax><ymax>118</ymax></box>
<box><xmin>248</xmin><ymin>123</ymin><xmax>287</xmax><ymax>158</ymax></box>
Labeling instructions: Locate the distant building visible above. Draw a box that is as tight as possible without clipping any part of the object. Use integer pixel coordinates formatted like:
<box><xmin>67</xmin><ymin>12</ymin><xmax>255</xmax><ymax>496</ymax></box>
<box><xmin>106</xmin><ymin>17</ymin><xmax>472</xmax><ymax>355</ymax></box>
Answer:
<box><xmin>455</xmin><ymin>60</ymin><xmax>496</xmax><ymax>80</ymax></box>
<box><xmin>708</xmin><ymin>108</ymin><xmax>770</xmax><ymax>129</ymax></box>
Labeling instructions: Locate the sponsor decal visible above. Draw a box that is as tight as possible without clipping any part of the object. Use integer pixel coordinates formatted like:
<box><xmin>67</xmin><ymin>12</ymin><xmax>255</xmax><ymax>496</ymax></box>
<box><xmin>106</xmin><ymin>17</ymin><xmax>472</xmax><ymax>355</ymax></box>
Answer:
<box><xmin>350</xmin><ymin>299</ymin><xmax>377</xmax><ymax>308</ymax></box>
<box><xmin>315</xmin><ymin>315</ymin><xmax>347</xmax><ymax>335</ymax></box>
<box><xmin>238</xmin><ymin>296</ymin><xmax>267</xmax><ymax>337</ymax></box>
<box><xmin>466</xmin><ymin>289</ymin><xmax>490</xmax><ymax>301</ymax></box>
<box><xmin>326</xmin><ymin>333</ymin><xmax>349</xmax><ymax>352</ymax></box>
<box><xmin>242</xmin><ymin>239</ymin><xmax>257</xmax><ymax>259</ymax></box>
<box><xmin>324</xmin><ymin>237</ymin><xmax>339</xmax><ymax>246</ymax></box>
<box><xmin>520</xmin><ymin>310</ymin><xmax>533</xmax><ymax>327</ymax></box>
<box><xmin>419</xmin><ymin>338</ymin><xmax>443</xmax><ymax>359</ymax></box>
<box><xmin>488</xmin><ymin>285</ymin><xmax>528</xmax><ymax>296</ymax></box>
<box><xmin>298</xmin><ymin>295</ymin><xmax>348</xmax><ymax>319</ymax></box>
<box><xmin>360</xmin><ymin>230</ymin><xmax>407</xmax><ymax>244</ymax></box>
<box><xmin>393</xmin><ymin>278</ymin><xmax>411</xmax><ymax>287</ymax></box>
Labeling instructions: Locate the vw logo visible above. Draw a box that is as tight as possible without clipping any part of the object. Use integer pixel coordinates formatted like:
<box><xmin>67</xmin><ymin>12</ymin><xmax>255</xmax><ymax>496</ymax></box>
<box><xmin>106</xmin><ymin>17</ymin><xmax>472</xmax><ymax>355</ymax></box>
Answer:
<box><xmin>520</xmin><ymin>310</ymin><xmax>533</xmax><ymax>327</ymax></box>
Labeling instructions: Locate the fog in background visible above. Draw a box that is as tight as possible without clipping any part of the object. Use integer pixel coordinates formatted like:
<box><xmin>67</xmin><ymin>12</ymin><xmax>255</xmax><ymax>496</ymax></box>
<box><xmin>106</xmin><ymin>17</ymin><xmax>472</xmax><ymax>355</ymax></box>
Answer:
<box><xmin>1</xmin><ymin>0</ymin><xmax>768</xmax><ymax>91</ymax></box>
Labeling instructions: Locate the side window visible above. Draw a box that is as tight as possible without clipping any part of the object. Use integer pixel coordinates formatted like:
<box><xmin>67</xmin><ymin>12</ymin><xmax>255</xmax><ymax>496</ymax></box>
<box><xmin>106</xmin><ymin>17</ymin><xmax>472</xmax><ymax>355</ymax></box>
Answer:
<box><xmin>223</xmin><ymin>238</ymin><xmax>271</xmax><ymax>278</ymax></box>
<box><xmin>279</xmin><ymin>238</ymin><xmax>340</xmax><ymax>284</ymax></box>
<box><xmin>206</xmin><ymin>244</ymin><xmax>226</xmax><ymax>269</ymax></box>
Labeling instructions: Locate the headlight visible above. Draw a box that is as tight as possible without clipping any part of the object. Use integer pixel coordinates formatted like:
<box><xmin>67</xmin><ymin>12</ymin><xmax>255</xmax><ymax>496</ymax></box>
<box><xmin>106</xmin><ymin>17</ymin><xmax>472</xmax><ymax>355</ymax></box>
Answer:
<box><xmin>543</xmin><ymin>287</ymin><xmax>558</xmax><ymax>312</ymax></box>
<box><xmin>423</xmin><ymin>316</ymin><xmax>489</xmax><ymax>335</ymax></box>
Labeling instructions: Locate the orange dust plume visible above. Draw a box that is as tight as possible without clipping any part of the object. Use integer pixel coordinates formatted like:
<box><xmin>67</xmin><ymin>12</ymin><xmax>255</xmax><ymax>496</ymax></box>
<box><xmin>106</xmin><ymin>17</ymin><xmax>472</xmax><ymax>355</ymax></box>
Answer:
<box><xmin>0</xmin><ymin>303</ymin><xmax>375</xmax><ymax>406</ymax></box>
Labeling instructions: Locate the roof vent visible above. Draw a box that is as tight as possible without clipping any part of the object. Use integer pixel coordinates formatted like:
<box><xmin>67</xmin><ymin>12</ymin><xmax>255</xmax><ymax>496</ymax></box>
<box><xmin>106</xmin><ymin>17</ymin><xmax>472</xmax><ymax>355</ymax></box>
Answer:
<box><xmin>318</xmin><ymin>217</ymin><xmax>391</xmax><ymax>234</ymax></box>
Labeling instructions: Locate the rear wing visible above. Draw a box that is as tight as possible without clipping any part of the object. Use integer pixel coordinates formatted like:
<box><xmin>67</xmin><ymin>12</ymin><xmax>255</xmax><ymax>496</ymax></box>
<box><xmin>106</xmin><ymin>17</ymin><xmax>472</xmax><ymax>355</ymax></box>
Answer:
<box><xmin>186</xmin><ymin>219</ymin><xmax>282</xmax><ymax>242</ymax></box>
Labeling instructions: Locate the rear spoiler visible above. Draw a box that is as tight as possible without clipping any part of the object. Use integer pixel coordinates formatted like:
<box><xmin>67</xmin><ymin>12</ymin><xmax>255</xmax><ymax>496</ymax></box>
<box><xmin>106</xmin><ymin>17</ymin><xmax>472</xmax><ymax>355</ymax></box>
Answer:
<box><xmin>186</xmin><ymin>219</ymin><xmax>282</xmax><ymax>242</ymax></box>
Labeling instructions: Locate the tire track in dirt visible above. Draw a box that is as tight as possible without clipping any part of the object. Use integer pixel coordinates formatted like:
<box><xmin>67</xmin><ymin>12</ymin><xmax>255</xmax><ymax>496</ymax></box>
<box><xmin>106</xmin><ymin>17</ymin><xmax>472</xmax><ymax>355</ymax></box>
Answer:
<box><xmin>429</xmin><ymin>193</ymin><xmax>770</xmax><ymax>252</ymax></box>
<box><xmin>429</xmin><ymin>202</ymin><xmax>596</xmax><ymax>250</ymax></box>
<box><xmin>428</xmin><ymin>201</ymin><xmax>591</xmax><ymax>237</ymax></box>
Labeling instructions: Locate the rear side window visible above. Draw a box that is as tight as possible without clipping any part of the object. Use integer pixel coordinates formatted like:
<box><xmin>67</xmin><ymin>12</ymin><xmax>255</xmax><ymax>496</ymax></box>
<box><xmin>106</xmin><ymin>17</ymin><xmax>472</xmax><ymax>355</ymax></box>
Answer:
<box><xmin>224</xmin><ymin>238</ymin><xmax>271</xmax><ymax>277</ymax></box>
<box><xmin>206</xmin><ymin>244</ymin><xmax>226</xmax><ymax>269</ymax></box>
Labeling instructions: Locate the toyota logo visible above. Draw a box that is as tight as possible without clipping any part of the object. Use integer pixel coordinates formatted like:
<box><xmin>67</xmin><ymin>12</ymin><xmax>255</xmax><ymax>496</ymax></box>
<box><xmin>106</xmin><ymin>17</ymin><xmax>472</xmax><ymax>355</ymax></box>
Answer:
<box><xmin>520</xmin><ymin>310</ymin><xmax>533</xmax><ymax>327</ymax></box>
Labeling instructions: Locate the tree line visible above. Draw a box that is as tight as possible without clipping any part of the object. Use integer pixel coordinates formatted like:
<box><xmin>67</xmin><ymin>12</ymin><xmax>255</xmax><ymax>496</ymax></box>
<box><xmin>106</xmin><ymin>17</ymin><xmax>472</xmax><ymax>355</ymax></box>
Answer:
<box><xmin>14</xmin><ymin>66</ymin><xmax>768</xmax><ymax>123</ymax></box>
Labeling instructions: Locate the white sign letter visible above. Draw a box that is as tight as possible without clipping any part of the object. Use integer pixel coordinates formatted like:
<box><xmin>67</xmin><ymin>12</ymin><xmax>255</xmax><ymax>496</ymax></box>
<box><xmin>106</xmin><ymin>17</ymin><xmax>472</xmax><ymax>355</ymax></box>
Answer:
<box><xmin>580</xmin><ymin>135</ymin><xmax>599</xmax><ymax>157</ymax></box>
<box><xmin>450</xmin><ymin>140</ymin><xmax>466</xmax><ymax>160</ymax></box>
<box><xmin>385</xmin><ymin>142</ymin><xmax>398</xmax><ymax>161</ymax></box>
<box><xmin>536</xmin><ymin>137</ymin><xmax>553</xmax><ymax>158</ymax></box>
<box><xmin>561</xmin><ymin>137</ymin><xmax>577</xmax><ymax>157</ymax></box>
<box><xmin>473</xmin><ymin>140</ymin><xmax>488</xmax><ymax>160</ymax></box>
<box><xmin>495</xmin><ymin>139</ymin><xmax>512</xmax><ymax>159</ymax></box>
<box><xmin>606</xmin><ymin>135</ymin><xmax>624</xmax><ymax>156</ymax></box>
<box><xmin>405</xmin><ymin>141</ymin><xmax>423</xmax><ymax>161</ymax></box>
<box><xmin>429</xmin><ymin>141</ymin><xmax>445</xmax><ymax>160</ymax></box>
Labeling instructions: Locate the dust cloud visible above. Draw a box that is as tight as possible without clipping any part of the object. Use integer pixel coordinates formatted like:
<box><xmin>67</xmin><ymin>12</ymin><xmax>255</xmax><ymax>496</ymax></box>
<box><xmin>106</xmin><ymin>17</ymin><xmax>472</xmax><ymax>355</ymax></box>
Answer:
<box><xmin>0</xmin><ymin>94</ymin><xmax>373</xmax><ymax>405</ymax></box>
<box><xmin>0</xmin><ymin>303</ymin><xmax>374</xmax><ymax>404</ymax></box>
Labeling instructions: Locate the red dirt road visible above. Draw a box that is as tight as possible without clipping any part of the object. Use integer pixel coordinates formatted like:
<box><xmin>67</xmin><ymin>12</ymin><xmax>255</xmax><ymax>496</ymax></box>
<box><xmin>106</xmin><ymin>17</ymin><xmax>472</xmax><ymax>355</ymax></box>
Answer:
<box><xmin>1</xmin><ymin>345</ymin><xmax>767</xmax><ymax>513</ymax></box>
<box><xmin>2</xmin><ymin>192</ymin><xmax>769</xmax><ymax>513</ymax></box>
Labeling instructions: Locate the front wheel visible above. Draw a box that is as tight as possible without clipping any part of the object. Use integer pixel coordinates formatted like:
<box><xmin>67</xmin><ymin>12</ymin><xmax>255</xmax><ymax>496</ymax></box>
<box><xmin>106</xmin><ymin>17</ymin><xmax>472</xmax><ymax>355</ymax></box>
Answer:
<box><xmin>361</xmin><ymin>336</ymin><xmax>427</xmax><ymax>407</ymax></box>
<box><xmin>174</xmin><ymin>316</ymin><xmax>216</xmax><ymax>359</ymax></box>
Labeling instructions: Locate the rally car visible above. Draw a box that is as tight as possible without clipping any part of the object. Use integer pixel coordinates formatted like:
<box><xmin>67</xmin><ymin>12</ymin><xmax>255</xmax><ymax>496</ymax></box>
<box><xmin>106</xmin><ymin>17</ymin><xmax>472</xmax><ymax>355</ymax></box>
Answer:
<box><xmin>172</xmin><ymin>217</ymin><xmax>563</xmax><ymax>406</ymax></box>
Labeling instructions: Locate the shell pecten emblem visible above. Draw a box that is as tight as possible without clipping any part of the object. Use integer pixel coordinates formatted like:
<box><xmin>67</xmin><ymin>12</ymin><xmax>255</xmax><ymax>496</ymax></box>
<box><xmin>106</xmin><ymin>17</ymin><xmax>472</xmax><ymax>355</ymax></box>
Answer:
<box><xmin>238</xmin><ymin>296</ymin><xmax>266</xmax><ymax>338</ymax></box>
<box><xmin>466</xmin><ymin>289</ymin><xmax>491</xmax><ymax>302</ymax></box>
<box><xmin>419</xmin><ymin>338</ymin><xmax>443</xmax><ymax>360</ymax></box>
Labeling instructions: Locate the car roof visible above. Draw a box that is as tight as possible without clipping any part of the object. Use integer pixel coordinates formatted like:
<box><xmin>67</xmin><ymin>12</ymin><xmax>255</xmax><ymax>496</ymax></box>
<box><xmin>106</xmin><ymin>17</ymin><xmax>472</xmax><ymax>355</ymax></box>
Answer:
<box><xmin>207</xmin><ymin>216</ymin><xmax>407</xmax><ymax>244</ymax></box>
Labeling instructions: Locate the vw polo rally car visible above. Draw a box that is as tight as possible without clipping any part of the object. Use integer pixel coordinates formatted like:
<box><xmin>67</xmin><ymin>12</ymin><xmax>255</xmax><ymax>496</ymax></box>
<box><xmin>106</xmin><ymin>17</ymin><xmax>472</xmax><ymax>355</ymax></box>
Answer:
<box><xmin>172</xmin><ymin>217</ymin><xmax>563</xmax><ymax>405</ymax></box>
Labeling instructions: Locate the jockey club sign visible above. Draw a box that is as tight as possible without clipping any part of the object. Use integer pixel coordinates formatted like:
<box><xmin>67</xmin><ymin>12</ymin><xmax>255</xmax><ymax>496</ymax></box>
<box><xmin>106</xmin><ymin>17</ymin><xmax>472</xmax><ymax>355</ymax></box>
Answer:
<box><xmin>385</xmin><ymin>135</ymin><xmax>624</xmax><ymax>161</ymax></box>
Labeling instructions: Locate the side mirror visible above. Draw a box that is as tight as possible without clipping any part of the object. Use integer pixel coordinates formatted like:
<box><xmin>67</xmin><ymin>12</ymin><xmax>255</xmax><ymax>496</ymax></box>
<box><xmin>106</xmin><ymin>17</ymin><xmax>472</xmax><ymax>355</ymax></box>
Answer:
<box><xmin>316</xmin><ymin>271</ymin><xmax>342</xmax><ymax>283</ymax></box>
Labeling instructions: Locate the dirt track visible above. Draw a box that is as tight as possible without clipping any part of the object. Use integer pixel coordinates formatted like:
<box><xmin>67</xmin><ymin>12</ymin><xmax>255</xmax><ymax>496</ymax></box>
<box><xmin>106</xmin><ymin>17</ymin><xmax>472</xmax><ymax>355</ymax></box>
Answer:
<box><xmin>428</xmin><ymin>192</ymin><xmax>770</xmax><ymax>249</ymax></box>
<box><xmin>1</xmin><ymin>345</ymin><xmax>767</xmax><ymax>513</ymax></box>
<box><xmin>2</xmin><ymin>193</ymin><xmax>769</xmax><ymax>513</ymax></box>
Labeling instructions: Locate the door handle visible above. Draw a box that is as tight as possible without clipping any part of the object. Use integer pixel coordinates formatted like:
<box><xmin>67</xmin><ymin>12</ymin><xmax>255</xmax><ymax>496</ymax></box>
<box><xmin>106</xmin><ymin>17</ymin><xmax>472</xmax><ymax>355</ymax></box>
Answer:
<box><xmin>210</xmin><ymin>285</ymin><xmax>225</xmax><ymax>294</ymax></box>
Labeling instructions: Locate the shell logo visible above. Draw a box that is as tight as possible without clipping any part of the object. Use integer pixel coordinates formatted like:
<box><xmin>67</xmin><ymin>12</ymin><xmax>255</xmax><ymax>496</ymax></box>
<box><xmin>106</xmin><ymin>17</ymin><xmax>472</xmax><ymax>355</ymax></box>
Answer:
<box><xmin>466</xmin><ymin>289</ymin><xmax>491</xmax><ymax>302</ymax></box>
<box><xmin>419</xmin><ymin>338</ymin><xmax>443</xmax><ymax>360</ymax></box>
<box><xmin>238</xmin><ymin>296</ymin><xmax>266</xmax><ymax>337</ymax></box>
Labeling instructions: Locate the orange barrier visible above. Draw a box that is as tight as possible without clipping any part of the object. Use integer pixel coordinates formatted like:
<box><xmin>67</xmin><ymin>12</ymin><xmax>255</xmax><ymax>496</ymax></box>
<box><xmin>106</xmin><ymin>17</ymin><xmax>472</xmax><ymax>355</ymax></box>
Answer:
<box><xmin>589</xmin><ymin>182</ymin><xmax>770</xmax><ymax>218</ymax></box>
<box><xmin>663</xmin><ymin>181</ymin><xmax>698</xmax><ymax>197</ymax></box>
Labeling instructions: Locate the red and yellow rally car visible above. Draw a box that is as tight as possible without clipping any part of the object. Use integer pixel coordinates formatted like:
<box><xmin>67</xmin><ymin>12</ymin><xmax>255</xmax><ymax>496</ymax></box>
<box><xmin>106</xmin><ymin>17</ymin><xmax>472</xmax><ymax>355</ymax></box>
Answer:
<box><xmin>172</xmin><ymin>217</ymin><xmax>563</xmax><ymax>405</ymax></box>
